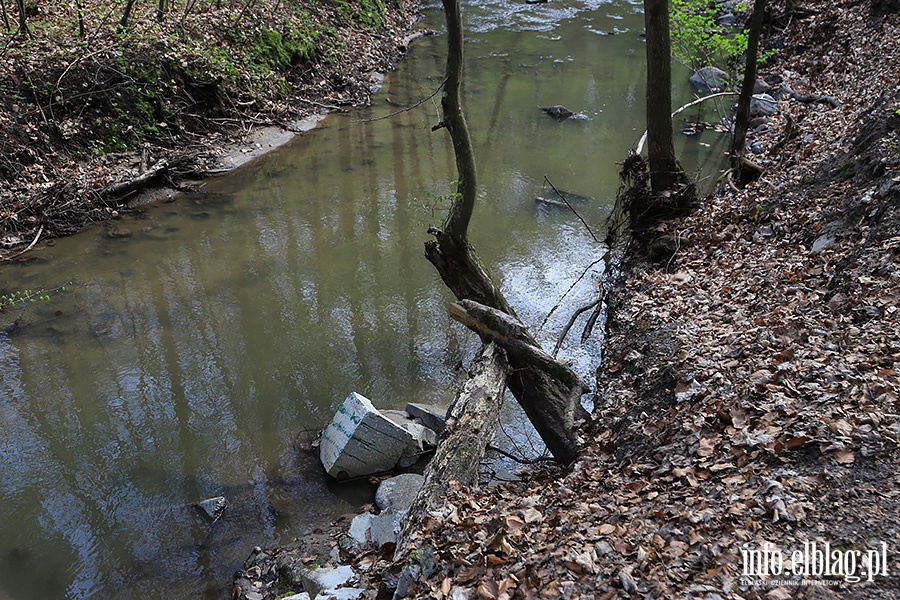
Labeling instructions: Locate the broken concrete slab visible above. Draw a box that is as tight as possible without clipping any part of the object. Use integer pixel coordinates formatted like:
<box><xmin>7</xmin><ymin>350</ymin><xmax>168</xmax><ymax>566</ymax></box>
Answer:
<box><xmin>375</xmin><ymin>474</ymin><xmax>425</xmax><ymax>512</ymax></box>
<box><xmin>405</xmin><ymin>402</ymin><xmax>447</xmax><ymax>433</ymax></box>
<box><xmin>382</xmin><ymin>410</ymin><xmax>438</xmax><ymax>468</ymax></box>
<box><xmin>319</xmin><ymin>393</ymin><xmax>413</xmax><ymax>480</ymax></box>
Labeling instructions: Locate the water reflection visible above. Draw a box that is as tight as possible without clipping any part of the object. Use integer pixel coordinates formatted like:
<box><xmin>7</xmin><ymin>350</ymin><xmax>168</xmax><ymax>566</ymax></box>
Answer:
<box><xmin>0</xmin><ymin>0</ymin><xmax>727</xmax><ymax>597</ymax></box>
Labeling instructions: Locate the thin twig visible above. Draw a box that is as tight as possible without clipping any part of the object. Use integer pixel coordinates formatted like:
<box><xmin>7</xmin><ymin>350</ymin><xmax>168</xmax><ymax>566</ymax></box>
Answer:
<box><xmin>538</xmin><ymin>254</ymin><xmax>606</xmax><ymax>332</ymax></box>
<box><xmin>543</xmin><ymin>175</ymin><xmax>600</xmax><ymax>243</ymax></box>
<box><xmin>296</xmin><ymin>97</ymin><xmax>347</xmax><ymax>112</ymax></box>
<box><xmin>636</xmin><ymin>91</ymin><xmax>739</xmax><ymax>154</ymax></box>
<box><xmin>353</xmin><ymin>76</ymin><xmax>448</xmax><ymax>123</ymax></box>
<box><xmin>552</xmin><ymin>295</ymin><xmax>602</xmax><ymax>357</ymax></box>
<box><xmin>486</xmin><ymin>444</ymin><xmax>554</xmax><ymax>464</ymax></box>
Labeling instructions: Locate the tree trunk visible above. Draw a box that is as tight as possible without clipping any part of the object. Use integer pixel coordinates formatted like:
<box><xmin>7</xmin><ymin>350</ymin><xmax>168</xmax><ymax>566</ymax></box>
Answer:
<box><xmin>1</xmin><ymin>0</ymin><xmax>11</xmax><ymax>33</ymax></box>
<box><xmin>395</xmin><ymin>342</ymin><xmax>508</xmax><ymax>555</ymax></box>
<box><xmin>426</xmin><ymin>0</ymin><xmax>584</xmax><ymax>466</ymax></box>
<box><xmin>118</xmin><ymin>0</ymin><xmax>137</xmax><ymax>33</ymax></box>
<box><xmin>731</xmin><ymin>0</ymin><xmax>768</xmax><ymax>171</ymax></box>
<box><xmin>14</xmin><ymin>0</ymin><xmax>28</xmax><ymax>36</ymax></box>
<box><xmin>643</xmin><ymin>0</ymin><xmax>678</xmax><ymax>193</ymax></box>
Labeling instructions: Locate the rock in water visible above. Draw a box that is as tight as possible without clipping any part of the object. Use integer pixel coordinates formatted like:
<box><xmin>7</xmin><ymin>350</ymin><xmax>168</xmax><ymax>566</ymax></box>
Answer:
<box><xmin>541</xmin><ymin>105</ymin><xmax>574</xmax><ymax>120</ymax></box>
<box><xmin>319</xmin><ymin>392</ymin><xmax>414</xmax><ymax>480</ymax></box>
<box><xmin>689</xmin><ymin>66</ymin><xmax>730</xmax><ymax>93</ymax></box>
<box><xmin>375</xmin><ymin>473</ymin><xmax>426</xmax><ymax>512</ymax></box>
<box><xmin>194</xmin><ymin>496</ymin><xmax>226</xmax><ymax>522</ymax></box>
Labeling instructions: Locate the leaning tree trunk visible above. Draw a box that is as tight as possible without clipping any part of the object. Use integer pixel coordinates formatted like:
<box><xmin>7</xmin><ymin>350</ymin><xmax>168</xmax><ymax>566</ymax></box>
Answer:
<box><xmin>395</xmin><ymin>342</ymin><xmax>508</xmax><ymax>556</ymax></box>
<box><xmin>425</xmin><ymin>0</ymin><xmax>586</xmax><ymax>466</ymax></box>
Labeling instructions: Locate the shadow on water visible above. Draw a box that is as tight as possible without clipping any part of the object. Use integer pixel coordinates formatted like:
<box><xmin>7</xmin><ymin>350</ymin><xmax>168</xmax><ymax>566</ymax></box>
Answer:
<box><xmin>0</xmin><ymin>1</ymin><xmax>729</xmax><ymax>598</ymax></box>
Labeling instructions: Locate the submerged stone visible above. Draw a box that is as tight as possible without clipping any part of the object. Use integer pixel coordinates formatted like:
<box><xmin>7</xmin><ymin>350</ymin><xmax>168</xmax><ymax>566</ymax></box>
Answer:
<box><xmin>194</xmin><ymin>496</ymin><xmax>226</xmax><ymax>522</ymax></box>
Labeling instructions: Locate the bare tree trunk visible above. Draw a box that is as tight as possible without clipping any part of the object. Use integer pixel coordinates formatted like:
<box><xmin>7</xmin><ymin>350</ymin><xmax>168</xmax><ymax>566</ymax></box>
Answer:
<box><xmin>14</xmin><ymin>0</ymin><xmax>28</xmax><ymax>36</ymax></box>
<box><xmin>1</xmin><ymin>0</ymin><xmax>11</xmax><ymax>33</ymax></box>
<box><xmin>118</xmin><ymin>0</ymin><xmax>137</xmax><ymax>33</ymax></box>
<box><xmin>731</xmin><ymin>0</ymin><xmax>768</xmax><ymax>172</ymax></box>
<box><xmin>396</xmin><ymin>342</ymin><xmax>508</xmax><ymax>555</ymax></box>
<box><xmin>425</xmin><ymin>0</ymin><xmax>585</xmax><ymax>466</ymax></box>
<box><xmin>157</xmin><ymin>0</ymin><xmax>169</xmax><ymax>22</ymax></box>
<box><xmin>644</xmin><ymin>0</ymin><xmax>678</xmax><ymax>193</ymax></box>
<box><xmin>75</xmin><ymin>0</ymin><xmax>85</xmax><ymax>36</ymax></box>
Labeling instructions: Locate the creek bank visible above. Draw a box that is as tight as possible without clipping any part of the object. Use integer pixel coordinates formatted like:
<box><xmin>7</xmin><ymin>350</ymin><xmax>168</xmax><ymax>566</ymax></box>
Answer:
<box><xmin>232</xmin><ymin>2</ymin><xmax>899</xmax><ymax>599</ymax></box>
<box><xmin>0</xmin><ymin>0</ymin><xmax>424</xmax><ymax>255</ymax></box>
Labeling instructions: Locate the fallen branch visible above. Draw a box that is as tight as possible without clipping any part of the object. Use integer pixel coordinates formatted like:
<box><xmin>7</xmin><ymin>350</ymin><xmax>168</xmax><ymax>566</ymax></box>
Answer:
<box><xmin>784</xmin><ymin>87</ymin><xmax>841</xmax><ymax>108</ymax></box>
<box><xmin>636</xmin><ymin>91</ymin><xmax>739</xmax><ymax>154</ymax></box>
<box><xmin>552</xmin><ymin>295</ymin><xmax>601</xmax><ymax>357</ymax></box>
<box><xmin>544</xmin><ymin>176</ymin><xmax>600</xmax><ymax>243</ymax></box>
<box><xmin>101</xmin><ymin>160</ymin><xmax>168</xmax><ymax>197</ymax></box>
<box><xmin>449</xmin><ymin>299</ymin><xmax>590</xmax><ymax>396</ymax></box>
<box><xmin>353</xmin><ymin>76</ymin><xmax>448</xmax><ymax>123</ymax></box>
<box><xmin>1</xmin><ymin>224</ymin><xmax>43</xmax><ymax>261</ymax></box>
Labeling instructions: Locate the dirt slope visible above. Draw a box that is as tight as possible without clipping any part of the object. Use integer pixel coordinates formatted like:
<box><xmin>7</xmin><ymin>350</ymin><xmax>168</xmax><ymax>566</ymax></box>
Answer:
<box><xmin>344</xmin><ymin>2</ymin><xmax>900</xmax><ymax>598</ymax></box>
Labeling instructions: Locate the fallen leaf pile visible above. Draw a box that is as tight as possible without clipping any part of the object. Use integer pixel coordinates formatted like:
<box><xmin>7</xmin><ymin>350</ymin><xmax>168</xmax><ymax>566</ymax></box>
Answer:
<box><xmin>347</xmin><ymin>2</ymin><xmax>900</xmax><ymax>598</ymax></box>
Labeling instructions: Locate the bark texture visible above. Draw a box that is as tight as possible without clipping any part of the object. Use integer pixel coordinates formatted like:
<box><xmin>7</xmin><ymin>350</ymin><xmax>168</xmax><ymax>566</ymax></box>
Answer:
<box><xmin>396</xmin><ymin>342</ymin><xmax>508</xmax><ymax>555</ymax></box>
<box><xmin>425</xmin><ymin>0</ymin><xmax>584</xmax><ymax>465</ymax></box>
<box><xmin>643</xmin><ymin>0</ymin><xmax>678</xmax><ymax>193</ymax></box>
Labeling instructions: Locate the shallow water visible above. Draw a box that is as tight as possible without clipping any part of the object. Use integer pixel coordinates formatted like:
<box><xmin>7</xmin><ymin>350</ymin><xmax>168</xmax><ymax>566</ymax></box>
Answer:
<box><xmin>0</xmin><ymin>1</ymin><xmax>727</xmax><ymax>598</ymax></box>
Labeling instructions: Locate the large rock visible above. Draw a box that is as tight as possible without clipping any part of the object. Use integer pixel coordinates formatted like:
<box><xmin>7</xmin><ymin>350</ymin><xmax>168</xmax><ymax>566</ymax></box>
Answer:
<box><xmin>750</xmin><ymin>94</ymin><xmax>779</xmax><ymax>117</ymax></box>
<box><xmin>382</xmin><ymin>410</ymin><xmax>438</xmax><ymax>468</ymax></box>
<box><xmin>689</xmin><ymin>66</ymin><xmax>730</xmax><ymax>93</ymax></box>
<box><xmin>375</xmin><ymin>474</ymin><xmax>426</xmax><ymax>512</ymax></box>
<box><xmin>319</xmin><ymin>393</ymin><xmax>414</xmax><ymax>480</ymax></box>
<box><xmin>348</xmin><ymin>510</ymin><xmax>402</xmax><ymax>549</ymax></box>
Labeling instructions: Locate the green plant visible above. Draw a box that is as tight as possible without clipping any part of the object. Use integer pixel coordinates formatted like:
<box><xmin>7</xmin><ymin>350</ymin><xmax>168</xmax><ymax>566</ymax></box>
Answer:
<box><xmin>410</xmin><ymin>180</ymin><xmax>463</xmax><ymax>219</ymax></box>
<box><xmin>0</xmin><ymin>284</ymin><xmax>66</xmax><ymax>310</ymax></box>
<box><xmin>670</xmin><ymin>0</ymin><xmax>773</xmax><ymax>81</ymax></box>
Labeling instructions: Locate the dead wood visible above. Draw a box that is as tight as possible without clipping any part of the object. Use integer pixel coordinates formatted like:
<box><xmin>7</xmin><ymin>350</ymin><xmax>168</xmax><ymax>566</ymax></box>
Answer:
<box><xmin>101</xmin><ymin>160</ymin><xmax>168</xmax><ymax>197</ymax></box>
<box><xmin>395</xmin><ymin>342</ymin><xmax>508</xmax><ymax>556</ymax></box>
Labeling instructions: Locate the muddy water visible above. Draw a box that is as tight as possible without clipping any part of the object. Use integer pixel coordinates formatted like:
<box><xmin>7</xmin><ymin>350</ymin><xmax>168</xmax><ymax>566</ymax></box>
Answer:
<box><xmin>0</xmin><ymin>1</ymin><xmax>726</xmax><ymax>598</ymax></box>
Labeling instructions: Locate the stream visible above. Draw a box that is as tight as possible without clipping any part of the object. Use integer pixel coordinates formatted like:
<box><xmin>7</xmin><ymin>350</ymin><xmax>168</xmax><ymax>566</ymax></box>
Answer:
<box><xmin>0</xmin><ymin>0</ymin><xmax>728</xmax><ymax>598</ymax></box>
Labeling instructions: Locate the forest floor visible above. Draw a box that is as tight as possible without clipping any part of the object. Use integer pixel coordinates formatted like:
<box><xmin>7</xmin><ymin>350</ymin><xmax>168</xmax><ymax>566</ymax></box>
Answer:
<box><xmin>0</xmin><ymin>0</ymin><xmax>420</xmax><ymax>253</ymax></box>
<box><xmin>326</xmin><ymin>1</ymin><xmax>899</xmax><ymax>599</ymax></box>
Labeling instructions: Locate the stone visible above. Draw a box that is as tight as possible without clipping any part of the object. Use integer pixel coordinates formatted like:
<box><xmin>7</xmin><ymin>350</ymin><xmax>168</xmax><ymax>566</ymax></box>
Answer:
<box><xmin>279</xmin><ymin>594</ymin><xmax>311</xmax><ymax>600</ymax></box>
<box><xmin>194</xmin><ymin>496</ymin><xmax>226</xmax><ymax>522</ymax></box>
<box><xmin>716</xmin><ymin>12</ymin><xmax>737</xmax><ymax>26</ymax></box>
<box><xmin>405</xmin><ymin>403</ymin><xmax>447</xmax><ymax>433</ymax></box>
<box><xmin>348</xmin><ymin>510</ymin><xmax>401</xmax><ymax>549</ymax></box>
<box><xmin>375</xmin><ymin>474</ymin><xmax>425</xmax><ymax>512</ymax></box>
<box><xmin>319</xmin><ymin>393</ymin><xmax>414</xmax><ymax>479</ymax></box>
<box><xmin>315</xmin><ymin>589</ymin><xmax>365</xmax><ymax>600</ymax></box>
<box><xmin>299</xmin><ymin>564</ymin><xmax>357</xmax><ymax>599</ymax></box>
<box><xmin>382</xmin><ymin>410</ymin><xmax>438</xmax><ymax>468</ymax></box>
<box><xmin>393</xmin><ymin>565</ymin><xmax>421</xmax><ymax>600</ymax></box>
<box><xmin>689</xmin><ymin>66</ymin><xmax>729</xmax><ymax>93</ymax></box>
<box><xmin>811</xmin><ymin>233</ymin><xmax>837</xmax><ymax>254</ymax></box>
<box><xmin>753</xmin><ymin>79</ymin><xmax>772</xmax><ymax>94</ymax></box>
<box><xmin>750</xmin><ymin>94</ymin><xmax>779</xmax><ymax>117</ymax></box>
<box><xmin>750</xmin><ymin>141</ymin><xmax>766</xmax><ymax>154</ymax></box>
